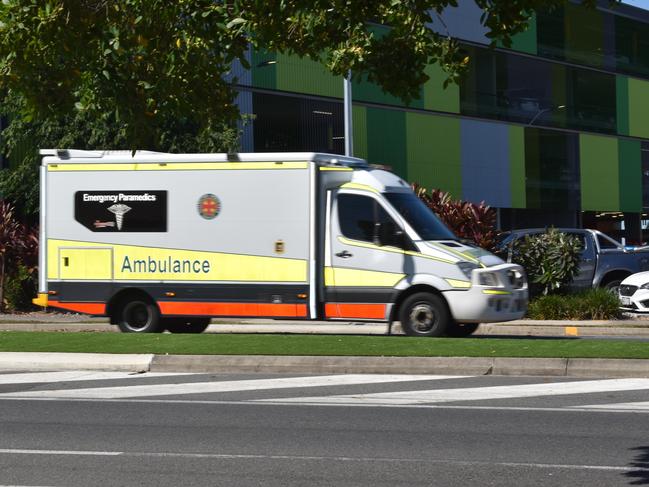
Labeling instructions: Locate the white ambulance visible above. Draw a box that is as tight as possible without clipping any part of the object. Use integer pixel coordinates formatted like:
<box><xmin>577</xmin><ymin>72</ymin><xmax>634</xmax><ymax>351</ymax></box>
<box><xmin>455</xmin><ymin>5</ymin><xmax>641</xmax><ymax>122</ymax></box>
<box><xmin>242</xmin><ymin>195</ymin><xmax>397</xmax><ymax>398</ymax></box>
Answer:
<box><xmin>33</xmin><ymin>150</ymin><xmax>527</xmax><ymax>336</ymax></box>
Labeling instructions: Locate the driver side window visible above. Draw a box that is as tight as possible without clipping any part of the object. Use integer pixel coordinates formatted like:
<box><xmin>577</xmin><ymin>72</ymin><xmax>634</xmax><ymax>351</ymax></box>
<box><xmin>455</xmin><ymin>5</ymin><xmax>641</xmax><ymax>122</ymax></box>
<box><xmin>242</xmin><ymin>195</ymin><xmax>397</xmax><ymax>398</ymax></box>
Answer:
<box><xmin>338</xmin><ymin>193</ymin><xmax>402</xmax><ymax>247</ymax></box>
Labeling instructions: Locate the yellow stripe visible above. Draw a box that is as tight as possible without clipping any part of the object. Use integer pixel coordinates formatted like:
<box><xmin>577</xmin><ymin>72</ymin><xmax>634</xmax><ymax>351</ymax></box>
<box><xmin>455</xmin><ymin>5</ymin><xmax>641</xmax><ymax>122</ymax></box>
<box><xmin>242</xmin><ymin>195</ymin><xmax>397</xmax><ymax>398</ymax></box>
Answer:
<box><xmin>482</xmin><ymin>290</ymin><xmax>512</xmax><ymax>295</ymax></box>
<box><xmin>445</xmin><ymin>279</ymin><xmax>471</xmax><ymax>288</ymax></box>
<box><xmin>48</xmin><ymin>239</ymin><xmax>307</xmax><ymax>282</ymax></box>
<box><xmin>324</xmin><ymin>267</ymin><xmax>404</xmax><ymax>287</ymax></box>
<box><xmin>340</xmin><ymin>182</ymin><xmax>380</xmax><ymax>194</ymax></box>
<box><xmin>320</xmin><ymin>166</ymin><xmax>353</xmax><ymax>171</ymax></box>
<box><xmin>47</xmin><ymin>162</ymin><xmax>309</xmax><ymax>172</ymax></box>
<box><xmin>427</xmin><ymin>241</ymin><xmax>483</xmax><ymax>266</ymax></box>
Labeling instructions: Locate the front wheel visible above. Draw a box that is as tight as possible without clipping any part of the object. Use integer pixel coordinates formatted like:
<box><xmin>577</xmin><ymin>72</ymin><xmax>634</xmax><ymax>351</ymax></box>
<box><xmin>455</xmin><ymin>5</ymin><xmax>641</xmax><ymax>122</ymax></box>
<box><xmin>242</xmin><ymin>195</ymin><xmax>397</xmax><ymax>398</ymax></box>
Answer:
<box><xmin>163</xmin><ymin>318</ymin><xmax>211</xmax><ymax>334</ymax></box>
<box><xmin>117</xmin><ymin>298</ymin><xmax>162</xmax><ymax>333</ymax></box>
<box><xmin>399</xmin><ymin>293</ymin><xmax>451</xmax><ymax>337</ymax></box>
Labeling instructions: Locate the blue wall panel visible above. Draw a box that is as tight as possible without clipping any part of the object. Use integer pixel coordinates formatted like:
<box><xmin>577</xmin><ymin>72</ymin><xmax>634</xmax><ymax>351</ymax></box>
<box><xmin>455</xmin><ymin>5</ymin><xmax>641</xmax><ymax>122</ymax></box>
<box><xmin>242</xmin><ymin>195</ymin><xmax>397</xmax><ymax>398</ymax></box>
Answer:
<box><xmin>460</xmin><ymin>119</ymin><xmax>511</xmax><ymax>207</ymax></box>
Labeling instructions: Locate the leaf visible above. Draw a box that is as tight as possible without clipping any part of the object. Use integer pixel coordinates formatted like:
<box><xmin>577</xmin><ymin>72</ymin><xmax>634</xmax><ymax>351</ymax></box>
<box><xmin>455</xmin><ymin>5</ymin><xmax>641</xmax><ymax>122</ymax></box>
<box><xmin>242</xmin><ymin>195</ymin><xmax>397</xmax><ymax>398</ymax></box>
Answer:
<box><xmin>226</xmin><ymin>18</ymin><xmax>246</xmax><ymax>29</ymax></box>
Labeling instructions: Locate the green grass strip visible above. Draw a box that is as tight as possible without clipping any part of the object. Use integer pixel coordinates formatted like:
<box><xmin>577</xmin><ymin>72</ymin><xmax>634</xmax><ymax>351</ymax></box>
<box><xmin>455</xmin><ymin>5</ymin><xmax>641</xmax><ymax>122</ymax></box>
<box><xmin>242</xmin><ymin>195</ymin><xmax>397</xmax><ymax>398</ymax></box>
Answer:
<box><xmin>0</xmin><ymin>331</ymin><xmax>648</xmax><ymax>359</ymax></box>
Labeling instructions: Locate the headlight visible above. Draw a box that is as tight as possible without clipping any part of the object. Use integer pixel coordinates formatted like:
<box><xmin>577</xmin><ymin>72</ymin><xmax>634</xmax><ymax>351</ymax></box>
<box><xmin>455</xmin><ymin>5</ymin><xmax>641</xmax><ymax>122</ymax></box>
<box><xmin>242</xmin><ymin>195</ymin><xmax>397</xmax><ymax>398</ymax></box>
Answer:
<box><xmin>641</xmin><ymin>283</ymin><xmax>649</xmax><ymax>290</ymax></box>
<box><xmin>478</xmin><ymin>272</ymin><xmax>500</xmax><ymax>287</ymax></box>
<box><xmin>457</xmin><ymin>261</ymin><xmax>480</xmax><ymax>280</ymax></box>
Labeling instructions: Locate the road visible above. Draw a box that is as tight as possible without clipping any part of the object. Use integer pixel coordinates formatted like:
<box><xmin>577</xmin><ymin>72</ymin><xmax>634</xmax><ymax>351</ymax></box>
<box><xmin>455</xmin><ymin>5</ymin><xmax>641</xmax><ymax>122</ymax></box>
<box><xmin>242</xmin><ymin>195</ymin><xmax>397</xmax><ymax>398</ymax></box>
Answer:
<box><xmin>1</xmin><ymin>371</ymin><xmax>649</xmax><ymax>486</ymax></box>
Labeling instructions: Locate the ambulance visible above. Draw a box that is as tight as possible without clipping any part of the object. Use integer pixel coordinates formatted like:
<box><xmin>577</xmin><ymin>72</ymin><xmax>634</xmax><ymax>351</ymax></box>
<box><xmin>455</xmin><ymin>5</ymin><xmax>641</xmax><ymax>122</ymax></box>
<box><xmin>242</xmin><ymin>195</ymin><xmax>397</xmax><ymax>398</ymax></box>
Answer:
<box><xmin>33</xmin><ymin>150</ymin><xmax>527</xmax><ymax>336</ymax></box>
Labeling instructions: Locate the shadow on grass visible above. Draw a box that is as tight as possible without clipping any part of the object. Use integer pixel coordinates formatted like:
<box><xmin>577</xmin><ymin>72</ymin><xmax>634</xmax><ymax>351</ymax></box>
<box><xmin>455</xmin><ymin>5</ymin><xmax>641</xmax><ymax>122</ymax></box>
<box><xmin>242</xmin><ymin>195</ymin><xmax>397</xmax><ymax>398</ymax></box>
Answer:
<box><xmin>625</xmin><ymin>446</ymin><xmax>649</xmax><ymax>485</ymax></box>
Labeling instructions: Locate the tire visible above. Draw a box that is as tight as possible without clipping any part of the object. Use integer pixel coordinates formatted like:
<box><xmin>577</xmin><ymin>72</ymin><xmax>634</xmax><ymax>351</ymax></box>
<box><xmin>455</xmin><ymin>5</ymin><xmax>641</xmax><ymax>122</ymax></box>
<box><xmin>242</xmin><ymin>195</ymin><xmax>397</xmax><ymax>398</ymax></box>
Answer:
<box><xmin>446</xmin><ymin>322</ymin><xmax>480</xmax><ymax>337</ymax></box>
<box><xmin>116</xmin><ymin>298</ymin><xmax>162</xmax><ymax>333</ymax></box>
<box><xmin>399</xmin><ymin>292</ymin><xmax>451</xmax><ymax>337</ymax></box>
<box><xmin>163</xmin><ymin>318</ymin><xmax>211</xmax><ymax>334</ymax></box>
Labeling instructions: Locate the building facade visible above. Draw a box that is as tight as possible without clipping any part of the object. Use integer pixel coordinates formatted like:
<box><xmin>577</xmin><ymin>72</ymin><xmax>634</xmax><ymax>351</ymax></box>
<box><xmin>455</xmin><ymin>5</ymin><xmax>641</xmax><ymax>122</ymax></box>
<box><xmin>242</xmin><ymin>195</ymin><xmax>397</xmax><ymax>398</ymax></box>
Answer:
<box><xmin>234</xmin><ymin>1</ymin><xmax>649</xmax><ymax>244</ymax></box>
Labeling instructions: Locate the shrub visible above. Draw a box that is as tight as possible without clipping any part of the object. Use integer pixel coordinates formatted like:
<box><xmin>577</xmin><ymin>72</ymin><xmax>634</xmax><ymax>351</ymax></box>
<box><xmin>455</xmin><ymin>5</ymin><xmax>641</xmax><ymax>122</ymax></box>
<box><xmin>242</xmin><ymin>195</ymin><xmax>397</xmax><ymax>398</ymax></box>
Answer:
<box><xmin>527</xmin><ymin>289</ymin><xmax>621</xmax><ymax>320</ymax></box>
<box><xmin>510</xmin><ymin>228</ymin><xmax>582</xmax><ymax>297</ymax></box>
<box><xmin>413</xmin><ymin>184</ymin><xmax>497</xmax><ymax>252</ymax></box>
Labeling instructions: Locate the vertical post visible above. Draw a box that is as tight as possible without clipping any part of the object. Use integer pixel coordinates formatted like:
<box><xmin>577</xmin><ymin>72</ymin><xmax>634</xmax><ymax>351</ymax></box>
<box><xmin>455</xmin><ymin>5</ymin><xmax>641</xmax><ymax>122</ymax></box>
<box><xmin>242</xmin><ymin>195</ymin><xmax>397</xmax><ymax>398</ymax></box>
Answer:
<box><xmin>344</xmin><ymin>70</ymin><xmax>353</xmax><ymax>157</ymax></box>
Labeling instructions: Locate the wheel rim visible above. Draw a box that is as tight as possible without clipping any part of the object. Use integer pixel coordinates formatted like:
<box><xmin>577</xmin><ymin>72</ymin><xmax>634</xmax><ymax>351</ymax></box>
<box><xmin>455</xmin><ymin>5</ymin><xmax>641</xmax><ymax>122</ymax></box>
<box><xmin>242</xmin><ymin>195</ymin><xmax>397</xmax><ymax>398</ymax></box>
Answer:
<box><xmin>408</xmin><ymin>303</ymin><xmax>437</xmax><ymax>333</ymax></box>
<box><xmin>123</xmin><ymin>302</ymin><xmax>151</xmax><ymax>331</ymax></box>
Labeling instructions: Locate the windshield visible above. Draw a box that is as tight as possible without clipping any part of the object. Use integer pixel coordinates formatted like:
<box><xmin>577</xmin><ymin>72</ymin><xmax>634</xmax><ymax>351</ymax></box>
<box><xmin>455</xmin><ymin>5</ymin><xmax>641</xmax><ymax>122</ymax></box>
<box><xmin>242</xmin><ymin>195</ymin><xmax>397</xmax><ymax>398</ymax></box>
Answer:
<box><xmin>384</xmin><ymin>192</ymin><xmax>456</xmax><ymax>241</ymax></box>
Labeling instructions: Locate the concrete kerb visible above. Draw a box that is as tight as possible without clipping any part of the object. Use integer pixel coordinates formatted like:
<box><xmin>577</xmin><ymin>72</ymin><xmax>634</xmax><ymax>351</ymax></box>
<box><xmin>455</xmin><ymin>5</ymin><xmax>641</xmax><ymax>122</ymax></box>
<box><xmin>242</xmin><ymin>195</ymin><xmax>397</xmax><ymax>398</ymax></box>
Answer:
<box><xmin>2</xmin><ymin>352</ymin><xmax>649</xmax><ymax>378</ymax></box>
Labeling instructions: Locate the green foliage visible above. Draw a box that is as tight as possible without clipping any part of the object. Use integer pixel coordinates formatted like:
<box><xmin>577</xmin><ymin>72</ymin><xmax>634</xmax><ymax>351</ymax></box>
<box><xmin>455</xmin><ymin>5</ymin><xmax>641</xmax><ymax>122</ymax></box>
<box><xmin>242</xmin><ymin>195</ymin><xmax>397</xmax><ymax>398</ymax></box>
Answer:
<box><xmin>0</xmin><ymin>0</ymin><xmax>611</xmax><ymax>149</ymax></box>
<box><xmin>413</xmin><ymin>184</ymin><xmax>497</xmax><ymax>251</ymax></box>
<box><xmin>510</xmin><ymin>228</ymin><xmax>582</xmax><ymax>296</ymax></box>
<box><xmin>527</xmin><ymin>289</ymin><xmax>622</xmax><ymax>320</ymax></box>
<box><xmin>4</xmin><ymin>263</ymin><xmax>36</xmax><ymax>312</ymax></box>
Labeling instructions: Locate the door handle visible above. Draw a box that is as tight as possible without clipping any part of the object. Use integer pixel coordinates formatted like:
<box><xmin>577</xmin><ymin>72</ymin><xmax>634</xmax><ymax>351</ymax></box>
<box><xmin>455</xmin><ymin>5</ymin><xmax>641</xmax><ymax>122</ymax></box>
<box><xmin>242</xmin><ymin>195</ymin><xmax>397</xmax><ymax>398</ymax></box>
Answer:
<box><xmin>335</xmin><ymin>250</ymin><xmax>353</xmax><ymax>258</ymax></box>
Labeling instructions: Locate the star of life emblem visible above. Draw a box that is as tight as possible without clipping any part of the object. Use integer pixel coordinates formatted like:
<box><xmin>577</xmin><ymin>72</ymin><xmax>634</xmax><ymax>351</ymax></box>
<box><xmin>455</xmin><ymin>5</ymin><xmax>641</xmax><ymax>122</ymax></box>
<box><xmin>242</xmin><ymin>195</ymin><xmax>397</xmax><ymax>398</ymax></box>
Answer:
<box><xmin>198</xmin><ymin>194</ymin><xmax>220</xmax><ymax>220</ymax></box>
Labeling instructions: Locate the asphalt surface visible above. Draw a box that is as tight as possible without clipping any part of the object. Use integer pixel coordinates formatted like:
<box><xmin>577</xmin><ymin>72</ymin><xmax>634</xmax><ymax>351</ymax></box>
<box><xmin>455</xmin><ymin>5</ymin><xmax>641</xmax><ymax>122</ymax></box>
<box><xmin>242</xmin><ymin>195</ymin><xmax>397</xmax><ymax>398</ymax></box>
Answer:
<box><xmin>1</xmin><ymin>372</ymin><xmax>648</xmax><ymax>486</ymax></box>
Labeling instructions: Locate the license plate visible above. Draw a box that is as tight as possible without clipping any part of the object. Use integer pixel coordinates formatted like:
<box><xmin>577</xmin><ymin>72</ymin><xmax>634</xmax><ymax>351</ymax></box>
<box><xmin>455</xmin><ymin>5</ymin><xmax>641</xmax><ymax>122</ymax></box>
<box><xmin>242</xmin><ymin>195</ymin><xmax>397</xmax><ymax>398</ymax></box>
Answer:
<box><xmin>620</xmin><ymin>296</ymin><xmax>632</xmax><ymax>306</ymax></box>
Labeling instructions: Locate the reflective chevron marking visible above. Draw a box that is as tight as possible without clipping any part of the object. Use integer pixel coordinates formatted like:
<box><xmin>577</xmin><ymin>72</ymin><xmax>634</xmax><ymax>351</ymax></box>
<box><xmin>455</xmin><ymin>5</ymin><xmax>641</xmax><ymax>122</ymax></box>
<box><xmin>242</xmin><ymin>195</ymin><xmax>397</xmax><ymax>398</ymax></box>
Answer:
<box><xmin>255</xmin><ymin>378</ymin><xmax>649</xmax><ymax>405</ymax></box>
<box><xmin>0</xmin><ymin>374</ymin><xmax>466</xmax><ymax>399</ymax></box>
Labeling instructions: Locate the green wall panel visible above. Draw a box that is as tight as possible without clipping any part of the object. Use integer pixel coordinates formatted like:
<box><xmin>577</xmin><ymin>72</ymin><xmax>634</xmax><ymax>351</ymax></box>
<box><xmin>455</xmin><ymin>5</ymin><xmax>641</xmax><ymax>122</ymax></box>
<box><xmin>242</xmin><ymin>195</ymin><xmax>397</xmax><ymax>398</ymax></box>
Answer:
<box><xmin>352</xmin><ymin>105</ymin><xmax>368</xmax><ymax>160</ymax></box>
<box><xmin>510</xmin><ymin>12</ymin><xmax>537</xmax><ymax>55</ymax></box>
<box><xmin>628</xmin><ymin>77</ymin><xmax>649</xmax><ymax>139</ymax></box>
<box><xmin>250</xmin><ymin>49</ymin><xmax>277</xmax><ymax>90</ymax></box>
<box><xmin>366</xmin><ymin>108</ymin><xmax>407</xmax><ymax>177</ymax></box>
<box><xmin>580</xmin><ymin>134</ymin><xmax>619</xmax><ymax>211</ymax></box>
<box><xmin>618</xmin><ymin>139</ymin><xmax>642</xmax><ymax>212</ymax></box>
<box><xmin>423</xmin><ymin>64</ymin><xmax>459</xmax><ymax>113</ymax></box>
<box><xmin>405</xmin><ymin>112</ymin><xmax>462</xmax><ymax>197</ymax></box>
<box><xmin>275</xmin><ymin>53</ymin><xmax>342</xmax><ymax>98</ymax></box>
<box><xmin>616</xmin><ymin>76</ymin><xmax>630</xmax><ymax>136</ymax></box>
<box><xmin>509</xmin><ymin>126</ymin><xmax>526</xmax><ymax>208</ymax></box>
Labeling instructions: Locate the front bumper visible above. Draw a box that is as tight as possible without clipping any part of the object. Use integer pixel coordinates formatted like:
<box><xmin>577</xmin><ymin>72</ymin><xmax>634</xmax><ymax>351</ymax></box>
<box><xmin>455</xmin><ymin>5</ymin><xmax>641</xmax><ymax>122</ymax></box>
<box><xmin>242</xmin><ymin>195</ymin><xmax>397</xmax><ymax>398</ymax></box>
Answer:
<box><xmin>444</xmin><ymin>263</ymin><xmax>528</xmax><ymax>323</ymax></box>
<box><xmin>619</xmin><ymin>288</ymin><xmax>649</xmax><ymax>313</ymax></box>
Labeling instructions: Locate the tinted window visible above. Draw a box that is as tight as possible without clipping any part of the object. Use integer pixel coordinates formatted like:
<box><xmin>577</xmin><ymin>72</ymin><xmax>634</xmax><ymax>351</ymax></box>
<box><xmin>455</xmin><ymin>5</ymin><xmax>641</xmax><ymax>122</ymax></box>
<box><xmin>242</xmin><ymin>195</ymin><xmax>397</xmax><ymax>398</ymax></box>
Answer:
<box><xmin>338</xmin><ymin>194</ymin><xmax>402</xmax><ymax>246</ymax></box>
<box><xmin>384</xmin><ymin>192</ymin><xmax>456</xmax><ymax>241</ymax></box>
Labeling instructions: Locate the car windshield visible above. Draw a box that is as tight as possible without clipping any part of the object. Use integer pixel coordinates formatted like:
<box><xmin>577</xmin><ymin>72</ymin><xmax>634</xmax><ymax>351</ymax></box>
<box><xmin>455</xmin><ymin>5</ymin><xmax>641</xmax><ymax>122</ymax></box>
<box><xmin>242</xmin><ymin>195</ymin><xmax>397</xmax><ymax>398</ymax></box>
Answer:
<box><xmin>384</xmin><ymin>192</ymin><xmax>456</xmax><ymax>241</ymax></box>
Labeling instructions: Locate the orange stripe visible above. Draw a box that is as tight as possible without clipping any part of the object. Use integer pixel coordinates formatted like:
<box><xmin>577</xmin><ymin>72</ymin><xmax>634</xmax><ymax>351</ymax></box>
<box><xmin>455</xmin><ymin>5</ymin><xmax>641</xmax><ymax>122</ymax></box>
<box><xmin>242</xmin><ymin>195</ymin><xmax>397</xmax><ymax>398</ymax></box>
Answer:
<box><xmin>325</xmin><ymin>303</ymin><xmax>386</xmax><ymax>320</ymax></box>
<box><xmin>48</xmin><ymin>301</ymin><xmax>106</xmax><ymax>315</ymax></box>
<box><xmin>159</xmin><ymin>301</ymin><xmax>308</xmax><ymax>318</ymax></box>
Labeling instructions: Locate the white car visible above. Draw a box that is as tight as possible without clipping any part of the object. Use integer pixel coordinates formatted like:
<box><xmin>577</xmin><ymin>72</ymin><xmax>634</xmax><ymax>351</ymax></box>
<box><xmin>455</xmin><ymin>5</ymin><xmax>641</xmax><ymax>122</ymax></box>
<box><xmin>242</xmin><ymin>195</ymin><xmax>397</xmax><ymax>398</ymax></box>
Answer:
<box><xmin>618</xmin><ymin>271</ymin><xmax>649</xmax><ymax>313</ymax></box>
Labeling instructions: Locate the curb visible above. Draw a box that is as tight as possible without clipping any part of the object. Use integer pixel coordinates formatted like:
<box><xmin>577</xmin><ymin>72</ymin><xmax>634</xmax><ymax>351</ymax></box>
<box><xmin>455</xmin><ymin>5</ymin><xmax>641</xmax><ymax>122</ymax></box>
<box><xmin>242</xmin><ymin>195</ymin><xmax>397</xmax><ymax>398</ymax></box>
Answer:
<box><xmin>2</xmin><ymin>352</ymin><xmax>649</xmax><ymax>378</ymax></box>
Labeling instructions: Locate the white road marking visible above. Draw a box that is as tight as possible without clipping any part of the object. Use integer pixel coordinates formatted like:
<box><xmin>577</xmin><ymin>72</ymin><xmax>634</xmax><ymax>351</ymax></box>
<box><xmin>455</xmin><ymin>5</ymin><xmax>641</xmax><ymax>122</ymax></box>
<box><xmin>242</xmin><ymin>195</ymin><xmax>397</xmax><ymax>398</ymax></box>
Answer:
<box><xmin>0</xmin><ymin>448</ymin><xmax>643</xmax><ymax>472</ymax></box>
<box><xmin>572</xmin><ymin>401</ymin><xmax>649</xmax><ymax>411</ymax></box>
<box><xmin>0</xmin><ymin>371</ymin><xmax>191</xmax><ymax>385</ymax></box>
<box><xmin>0</xmin><ymin>374</ymin><xmax>466</xmax><ymax>399</ymax></box>
<box><xmin>255</xmin><ymin>378</ymin><xmax>649</xmax><ymax>405</ymax></box>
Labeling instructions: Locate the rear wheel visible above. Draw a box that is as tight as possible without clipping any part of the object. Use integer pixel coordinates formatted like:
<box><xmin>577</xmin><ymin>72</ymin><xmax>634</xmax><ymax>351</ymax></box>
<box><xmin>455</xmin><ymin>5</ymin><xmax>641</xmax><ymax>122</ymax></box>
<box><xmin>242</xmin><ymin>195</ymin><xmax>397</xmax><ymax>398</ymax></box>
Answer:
<box><xmin>399</xmin><ymin>292</ymin><xmax>450</xmax><ymax>337</ymax></box>
<box><xmin>446</xmin><ymin>322</ymin><xmax>480</xmax><ymax>337</ymax></box>
<box><xmin>163</xmin><ymin>318</ymin><xmax>211</xmax><ymax>334</ymax></box>
<box><xmin>116</xmin><ymin>298</ymin><xmax>161</xmax><ymax>333</ymax></box>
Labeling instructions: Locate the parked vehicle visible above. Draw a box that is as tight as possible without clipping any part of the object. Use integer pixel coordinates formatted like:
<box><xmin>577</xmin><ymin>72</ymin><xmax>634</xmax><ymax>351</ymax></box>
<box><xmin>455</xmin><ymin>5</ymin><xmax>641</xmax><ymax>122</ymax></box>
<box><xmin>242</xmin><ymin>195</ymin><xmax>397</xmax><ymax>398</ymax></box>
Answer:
<box><xmin>33</xmin><ymin>149</ymin><xmax>528</xmax><ymax>337</ymax></box>
<box><xmin>497</xmin><ymin>228</ymin><xmax>649</xmax><ymax>293</ymax></box>
<box><xmin>618</xmin><ymin>271</ymin><xmax>649</xmax><ymax>313</ymax></box>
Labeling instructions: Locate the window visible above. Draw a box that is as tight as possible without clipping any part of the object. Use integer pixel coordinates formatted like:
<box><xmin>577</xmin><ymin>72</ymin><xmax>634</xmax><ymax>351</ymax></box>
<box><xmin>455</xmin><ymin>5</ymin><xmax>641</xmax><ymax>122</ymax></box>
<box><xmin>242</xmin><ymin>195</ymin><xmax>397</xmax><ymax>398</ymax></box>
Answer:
<box><xmin>338</xmin><ymin>193</ymin><xmax>404</xmax><ymax>247</ymax></box>
<box><xmin>384</xmin><ymin>192</ymin><xmax>456</xmax><ymax>241</ymax></box>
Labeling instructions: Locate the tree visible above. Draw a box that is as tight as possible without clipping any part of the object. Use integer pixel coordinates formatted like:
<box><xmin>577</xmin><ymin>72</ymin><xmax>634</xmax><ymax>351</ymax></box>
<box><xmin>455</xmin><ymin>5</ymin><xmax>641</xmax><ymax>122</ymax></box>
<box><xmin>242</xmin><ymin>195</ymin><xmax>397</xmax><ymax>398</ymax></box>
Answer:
<box><xmin>0</xmin><ymin>91</ymin><xmax>246</xmax><ymax>222</ymax></box>
<box><xmin>0</xmin><ymin>0</ymin><xmax>611</xmax><ymax>150</ymax></box>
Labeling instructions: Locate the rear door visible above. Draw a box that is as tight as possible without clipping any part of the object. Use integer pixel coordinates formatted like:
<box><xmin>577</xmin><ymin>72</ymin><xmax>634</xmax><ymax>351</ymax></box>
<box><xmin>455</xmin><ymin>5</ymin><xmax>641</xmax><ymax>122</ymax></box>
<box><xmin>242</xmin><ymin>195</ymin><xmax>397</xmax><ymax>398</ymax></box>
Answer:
<box><xmin>325</xmin><ymin>190</ymin><xmax>406</xmax><ymax>321</ymax></box>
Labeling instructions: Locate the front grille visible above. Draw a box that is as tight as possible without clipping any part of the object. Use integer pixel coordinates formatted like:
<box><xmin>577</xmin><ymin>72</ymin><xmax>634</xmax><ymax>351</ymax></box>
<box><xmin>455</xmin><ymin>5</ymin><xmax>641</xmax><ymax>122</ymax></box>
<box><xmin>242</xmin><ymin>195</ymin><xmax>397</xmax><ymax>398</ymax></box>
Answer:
<box><xmin>620</xmin><ymin>285</ymin><xmax>638</xmax><ymax>297</ymax></box>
